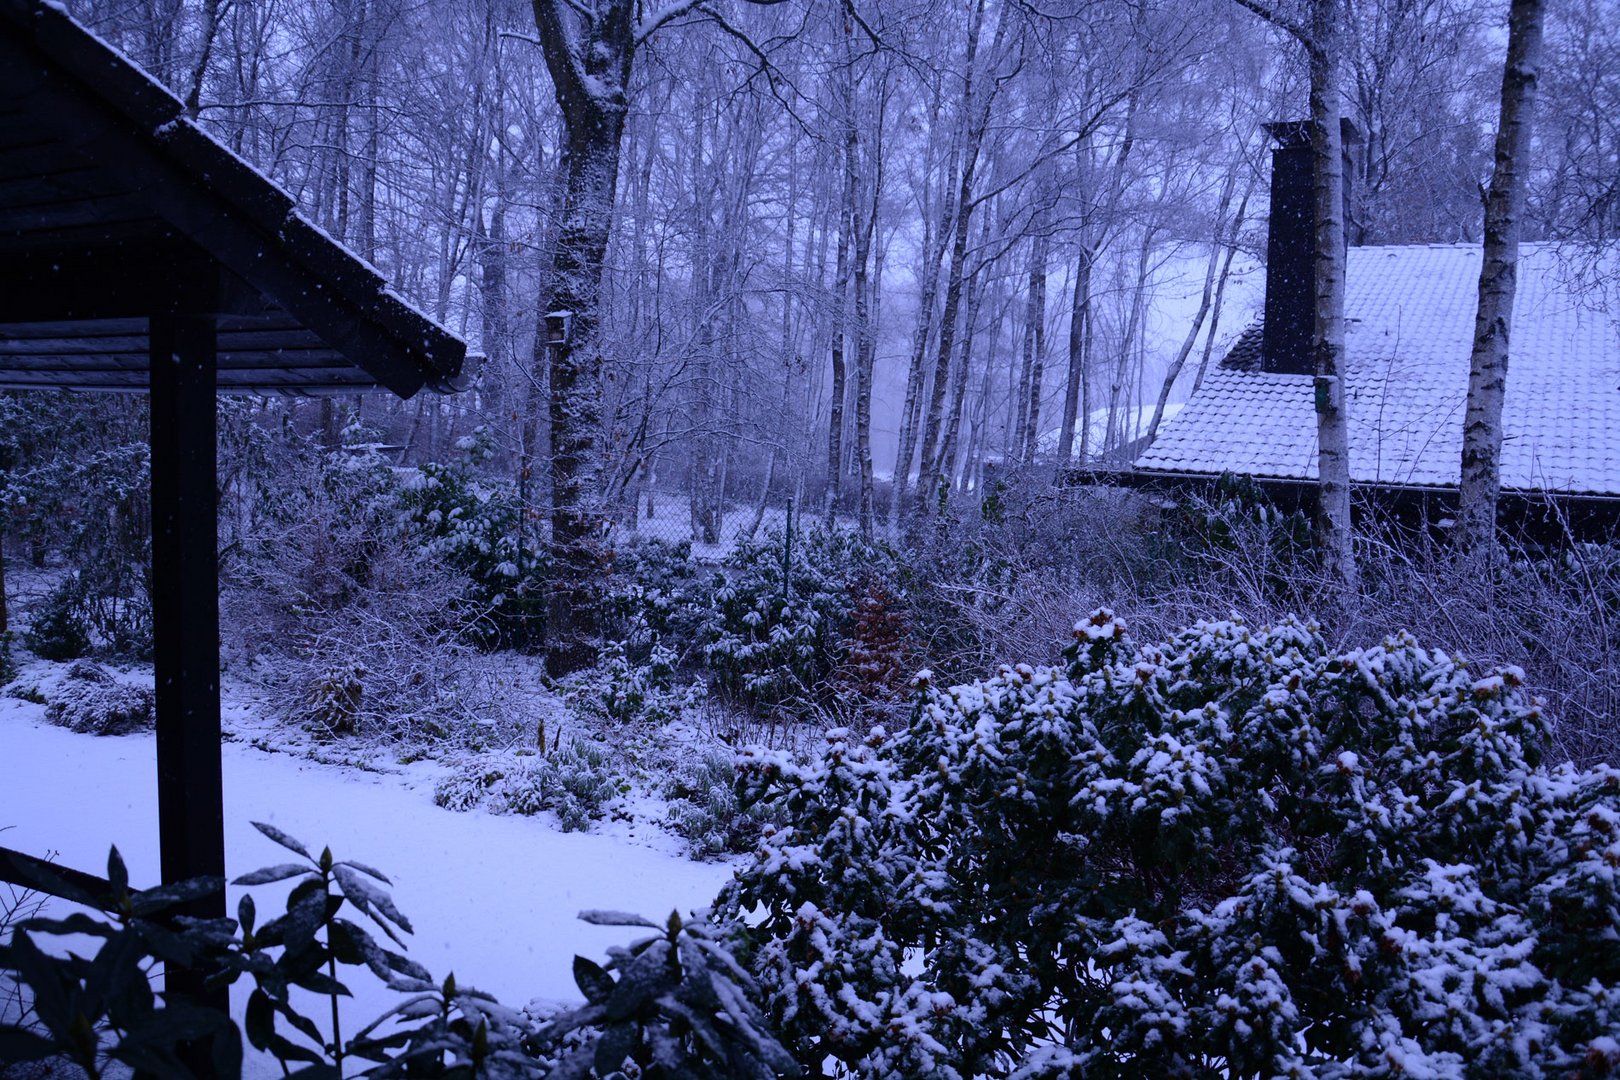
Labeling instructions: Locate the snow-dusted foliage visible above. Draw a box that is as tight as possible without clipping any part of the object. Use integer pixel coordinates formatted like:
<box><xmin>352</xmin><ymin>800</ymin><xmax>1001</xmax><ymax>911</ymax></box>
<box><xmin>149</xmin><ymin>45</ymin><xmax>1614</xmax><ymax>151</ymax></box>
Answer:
<box><xmin>721</xmin><ymin>611</ymin><xmax>1620</xmax><ymax>1078</ymax></box>
<box><xmin>574</xmin><ymin>639</ymin><xmax>694</xmax><ymax>726</ymax></box>
<box><xmin>42</xmin><ymin>660</ymin><xmax>154</xmax><ymax>736</ymax></box>
<box><xmin>13</xmin><ymin>445</ymin><xmax>153</xmax><ymax>661</ymax></box>
<box><xmin>224</xmin><ymin>443</ymin><xmax>518</xmax><ymax>748</ymax></box>
<box><xmin>705</xmin><ymin>526</ymin><xmax>901</xmax><ymax>714</ymax></box>
<box><xmin>433</xmin><ymin>739</ymin><xmax>625</xmax><ymax>832</ymax></box>
<box><xmin>664</xmin><ymin>749</ymin><xmax>782</xmax><ymax>860</ymax></box>
<box><xmin>398</xmin><ymin>452</ymin><xmax>546</xmax><ymax>651</ymax></box>
<box><xmin>603</xmin><ymin>538</ymin><xmax>710</xmax><ymax>661</ymax></box>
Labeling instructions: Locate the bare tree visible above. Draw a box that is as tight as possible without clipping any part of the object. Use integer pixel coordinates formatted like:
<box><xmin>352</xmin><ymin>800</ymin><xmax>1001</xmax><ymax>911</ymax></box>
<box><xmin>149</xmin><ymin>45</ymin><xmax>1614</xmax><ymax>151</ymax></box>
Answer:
<box><xmin>527</xmin><ymin>0</ymin><xmax>785</xmax><ymax>671</ymax></box>
<box><xmin>1457</xmin><ymin>0</ymin><xmax>1545</xmax><ymax>554</ymax></box>
<box><xmin>1231</xmin><ymin>0</ymin><xmax>1358</xmax><ymax>590</ymax></box>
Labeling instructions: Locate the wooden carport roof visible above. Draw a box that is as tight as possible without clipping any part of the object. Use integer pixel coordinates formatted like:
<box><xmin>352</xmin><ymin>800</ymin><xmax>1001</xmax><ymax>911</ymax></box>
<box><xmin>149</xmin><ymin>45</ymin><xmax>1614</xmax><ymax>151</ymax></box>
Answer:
<box><xmin>0</xmin><ymin>0</ymin><xmax>471</xmax><ymax>1034</ymax></box>
<box><xmin>0</xmin><ymin>0</ymin><xmax>468</xmax><ymax>395</ymax></box>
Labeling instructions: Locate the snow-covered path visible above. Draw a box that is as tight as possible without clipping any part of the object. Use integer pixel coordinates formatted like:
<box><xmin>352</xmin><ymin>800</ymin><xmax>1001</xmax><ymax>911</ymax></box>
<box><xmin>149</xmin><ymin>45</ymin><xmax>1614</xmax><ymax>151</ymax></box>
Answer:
<box><xmin>0</xmin><ymin>700</ymin><xmax>734</xmax><ymax>1072</ymax></box>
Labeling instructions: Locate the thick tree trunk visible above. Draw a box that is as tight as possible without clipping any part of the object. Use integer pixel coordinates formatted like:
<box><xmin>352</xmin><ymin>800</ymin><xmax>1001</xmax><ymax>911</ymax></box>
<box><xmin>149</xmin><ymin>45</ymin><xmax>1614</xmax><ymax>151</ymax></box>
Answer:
<box><xmin>1308</xmin><ymin>0</ymin><xmax>1357</xmax><ymax>591</ymax></box>
<box><xmin>890</xmin><ymin>79</ymin><xmax>951</xmax><ymax>516</ymax></box>
<box><xmin>1459</xmin><ymin>0</ymin><xmax>1544</xmax><ymax>555</ymax></box>
<box><xmin>532</xmin><ymin>0</ymin><xmax>635</xmax><ymax>673</ymax></box>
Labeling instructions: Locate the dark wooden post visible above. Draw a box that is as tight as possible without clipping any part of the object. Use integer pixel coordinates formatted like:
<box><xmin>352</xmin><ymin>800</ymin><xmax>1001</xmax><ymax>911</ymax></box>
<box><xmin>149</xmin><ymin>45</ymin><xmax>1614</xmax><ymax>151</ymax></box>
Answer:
<box><xmin>148</xmin><ymin>313</ymin><xmax>227</xmax><ymax>1014</ymax></box>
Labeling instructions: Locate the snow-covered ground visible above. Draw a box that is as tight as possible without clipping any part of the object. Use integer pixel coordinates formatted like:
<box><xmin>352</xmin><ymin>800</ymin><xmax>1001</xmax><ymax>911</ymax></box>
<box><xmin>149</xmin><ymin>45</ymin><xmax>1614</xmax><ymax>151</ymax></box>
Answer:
<box><xmin>0</xmin><ymin>693</ymin><xmax>734</xmax><ymax>1075</ymax></box>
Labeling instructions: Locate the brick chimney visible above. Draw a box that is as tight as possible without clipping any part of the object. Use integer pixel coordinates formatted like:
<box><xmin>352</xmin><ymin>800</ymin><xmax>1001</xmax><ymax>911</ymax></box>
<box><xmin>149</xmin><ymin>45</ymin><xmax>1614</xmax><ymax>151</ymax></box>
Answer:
<box><xmin>1261</xmin><ymin>119</ymin><xmax>1359</xmax><ymax>375</ymax></box>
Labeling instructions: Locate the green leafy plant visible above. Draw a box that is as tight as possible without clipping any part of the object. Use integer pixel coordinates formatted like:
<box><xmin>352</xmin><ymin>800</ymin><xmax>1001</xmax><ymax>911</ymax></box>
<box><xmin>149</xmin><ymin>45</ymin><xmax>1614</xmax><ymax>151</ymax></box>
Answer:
<box><xmin>42</xmin><ymin>660</ymin><xmax>155</xmax><ymax>735</ymax></box>
<box><xmin>0</xmin><ymin>848</ymin><xmax>238</xmax><ymax>1078</ymax></box>
<box><xmin>704</xmin><ymin>526</ymin><xmax>899</xmax><ymax>713</ymax></box>
<box><xmin>22</xmin><ymin>578</ymin><xmax>92</xmax><ymax>661</ymax></box>
<box><xmin>603</xmin><ymin>538</ymin><xmax>708</xmax><ymax>661</ymax></box>
<box><xmin>1</xmin><ymin>826</ymin><xmax>787</xmax><ymax>1078</ymax></box>
<box><xmin>537</xmin><ymin>909</ymin><xmax>795</xmax><ymax>1080</ymax></box>
<box><xmin>664</xmin><ymin>750</ymin><xmax>779</xmax><ymax>860</ymax></box>
<box><xmin>433</xmin><ymin>740</ymin><xmax>624</xmax><ymax>832</ymax></box>
<box><xmin>722</xmin><ymin>611</ymin><xmax>1620</xmax><ymax>1078</ymax></box>
<box><xmin>586</xmin><ymin>639</ymin><xmax>691</xmax><ymax>726</ymax></box>
<box><xmin>399</xmin><ymin>460</ymin><xmax>546</xmax><ymax>651</ymax></box>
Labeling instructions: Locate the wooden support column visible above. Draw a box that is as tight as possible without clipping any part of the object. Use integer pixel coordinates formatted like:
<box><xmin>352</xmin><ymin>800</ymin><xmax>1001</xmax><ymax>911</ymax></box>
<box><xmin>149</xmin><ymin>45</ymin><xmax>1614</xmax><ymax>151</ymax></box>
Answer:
<box><xmin>148</xmin><ymin>313</ymin><xmax>226</xmax><ymax>1013</ymax></box>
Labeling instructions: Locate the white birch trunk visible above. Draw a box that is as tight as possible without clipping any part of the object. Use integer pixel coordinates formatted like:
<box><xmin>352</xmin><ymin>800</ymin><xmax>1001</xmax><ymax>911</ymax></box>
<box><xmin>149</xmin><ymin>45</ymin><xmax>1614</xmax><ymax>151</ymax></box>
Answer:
<box><xmin>1458</xmin><ymin>0</ymin><xmax>1545</xmax><ymax>554</ymax></box>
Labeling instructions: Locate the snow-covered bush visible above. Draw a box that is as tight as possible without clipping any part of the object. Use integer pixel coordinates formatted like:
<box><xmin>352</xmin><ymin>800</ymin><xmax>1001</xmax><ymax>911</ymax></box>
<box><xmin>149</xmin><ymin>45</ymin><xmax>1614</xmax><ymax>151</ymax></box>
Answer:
<box><xmin>434</xmin><ymin>739</ymin><xmax>624</xmax><ymax>831</ymax></box>
<box><xmin>2</xmin><ymin>396</ymin><xmax>153</xmax><ymax>662</ymax></box>
<box><xmin>705</xmin><ymin>525</ymin><xmax>899</xmax><ymax>713</ymax></box>
<box><xmin>604</xmin><ymin>536</ymin><xmax>709</xmax><ymax>660</ymax></box>
<box><xmin>0</xmin><ymin>828</ymin><xmax>792</xmax><ymax>1078</ymax></box>
<box><xmin>43</xmin><ymin>661</ymin><xmax>153</xmax><ymax>736</ymax></box>
<box><xmin>431</xmin><ymin>755</ymin><xmax>510</xmax><ymax>812</ymax></box>
<box><xmin>573</xmin><ymin>639</ymin><xmax>695</xmax><ymax>726</ymax></box>
<box><xmin>226</xmin><ymin>446</ymin><xmax>517</xmax><ymax>749</ymax></box>
<box><xmin>664</xmin><ymin>748</ymin><xmax>780</xmax><ymax>860</ymax></box>
<box><xmin>540</xmin><ymin>738</ymin><xmax>624</xmax><ymax>831</ymax></box>
<box><xmin>21</xmin><ymin>580</ymin><xmax>92</xmax><ymax>661</ymax></box>
<box><xmin>398</xmin><ymin>456</ymin><xmax>546</xmax><ymax>651</ymax></box>
<box><xmin>722</xmin><ymin>610</ymin><xmax>1620</xmax><ymax>1078</ymax></box>
<box><xmin>898</xmin><ymin>476</ymin><xmax>1164</xmax><ymax>681</ymax></box>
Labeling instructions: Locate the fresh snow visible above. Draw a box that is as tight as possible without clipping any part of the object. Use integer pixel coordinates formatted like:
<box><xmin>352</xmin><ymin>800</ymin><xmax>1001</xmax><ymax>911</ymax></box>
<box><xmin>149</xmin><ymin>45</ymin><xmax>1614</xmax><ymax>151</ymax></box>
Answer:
<box><xmin>0</xmin><ymin>697</ymin><xmax>733</xmax><ymax>1076</ymax></box>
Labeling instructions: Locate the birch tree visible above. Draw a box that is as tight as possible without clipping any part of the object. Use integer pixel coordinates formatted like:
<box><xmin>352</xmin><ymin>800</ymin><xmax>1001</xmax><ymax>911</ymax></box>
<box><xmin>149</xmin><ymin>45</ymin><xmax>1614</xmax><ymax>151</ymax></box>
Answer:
<box><xmin>1232</xmin><ymin>0</ymin><xmax>1358</xmax><ymax>590</ymax></box>
<box><xmin>1457</xmin><ymin>0</ymin><xmax>1545</xmax><ymax>554</ymax></box>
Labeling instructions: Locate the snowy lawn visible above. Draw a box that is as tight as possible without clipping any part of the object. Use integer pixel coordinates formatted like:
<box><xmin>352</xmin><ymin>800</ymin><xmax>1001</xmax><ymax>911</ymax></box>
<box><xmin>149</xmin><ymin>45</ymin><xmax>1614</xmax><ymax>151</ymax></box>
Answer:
<box><xmin>0</xmin><ymin>696</ymin><xmax>734</xmax><ymax>1075</ymax></box>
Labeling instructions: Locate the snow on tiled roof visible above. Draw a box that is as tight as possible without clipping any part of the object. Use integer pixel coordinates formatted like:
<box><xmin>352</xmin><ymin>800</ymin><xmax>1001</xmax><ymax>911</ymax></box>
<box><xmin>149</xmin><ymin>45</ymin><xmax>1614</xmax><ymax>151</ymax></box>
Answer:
<box><xmin>1135</xmin><ymin>243</ymin><xmax>1620</xmax><ymax>496</ymax></box>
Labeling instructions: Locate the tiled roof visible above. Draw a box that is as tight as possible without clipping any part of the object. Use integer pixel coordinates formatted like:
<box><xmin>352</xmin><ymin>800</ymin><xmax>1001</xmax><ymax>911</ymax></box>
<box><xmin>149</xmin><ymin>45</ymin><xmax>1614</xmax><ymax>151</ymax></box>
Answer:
<box><xmin>1135</xmin><ymin>243</ymin><xmax>1620</xmax><ymax>496</ymax></box>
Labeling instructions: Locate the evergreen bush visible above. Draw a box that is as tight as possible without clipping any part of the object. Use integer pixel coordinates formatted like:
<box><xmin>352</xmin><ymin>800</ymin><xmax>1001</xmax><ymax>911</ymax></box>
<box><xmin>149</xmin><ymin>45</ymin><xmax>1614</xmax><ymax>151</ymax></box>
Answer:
<box><xmin>664</xmin><ymin>749</ymin><xmax>780</xmax><ymax>860</ymax></box>
<box><xmin>434</xmin><ymin>739</ymin><xmax>624</xmax><ymax>832</ymax></box>
<box><xmin>21</xmin><ymin>580</ymin><xmax>90</xmax><ymax>661</ymax></box>
<box><xmin>0</xmin><ymin>827</ymin><xmax>788</xmax><ymax>1078</ymax></box>
<box><xmin>43</xmin><ymin>660</ymin><xmax>154</xmax><ymax>736</ymax></box>
<box><xmin>603</xmin><ymin>537</ymin><xmax>708</xmax><ymax>661</ymax></box>
<box><xmin>704</xmin><ymin>526</ymin><xmax>898</xmax><ymax>713</ymax></box>
<box><xmin>399</xmin><ymin>454</ymin><xmax>546</xmax><ymax>651</ymax></box>
<box><xmin>722</xmin><ymin>610</ymin><xmax>1620</xmax><ymax>1078</ymax></box>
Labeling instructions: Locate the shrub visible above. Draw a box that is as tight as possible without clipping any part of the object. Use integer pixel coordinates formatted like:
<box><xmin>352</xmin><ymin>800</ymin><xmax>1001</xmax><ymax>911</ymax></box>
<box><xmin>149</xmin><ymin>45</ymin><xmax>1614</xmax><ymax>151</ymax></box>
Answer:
<box><xmin>5</xmin><ymin>437</ymin><xmax>153</xmax><ymax>662</ymax></box>
<box><xmin>398</xmin><ymin>457</ymin><xmax>546</xmax><ymax>651</ymax></box>
<box><xmin>0</xmin><ymin>827</ymin><xmax>789</xmax><ymax>1079</ymax></box>
<box><xmin>604</xmin><ymin>537</ymin><xmax>709</xmax><ymax>660</ymax></box>
<box><xmin>577</xmin><ymin>639</ymin><xmax>694</xmax><ymax>726</ymax></box>
<box><xmin>231</xmin><ymin>448</ymin><xmax>519</xmax><ymax>750</ymax></box>
<box><xmin>43</xmin><ymin>660</ymin><xmax>154</xmax><ymax>736</ymax></box>
<box><xmin>704</xmin><ymin>525</ymin><xmax>899</xmax><ymax>713</ymax></box>
<box><xmin>21</xmin><ymin>580</ymin><xmax>91</xmax><ymax>661</ymax></box>
<box><xmin>538</xmin><ymin>738</ymin><xmax>624</xmax><ymax>831</ymax></box>
<box><xmin>830</xmin><ymin>573</ymin><xmax>915</xmax><ymax>721</ymax></box>
<box><xmin>434</xmin><ymin>739</ymin><xmax>624</xmax><ymax>832</ymax></box>
<box><xmin>722</xmin><ymin>610</ymin><xmax>1620</xmax><ymax>1078</ymax></box>
<box><xmin>664</xmin><ymin>749</ymin><xmax>779</xmax><ymax>860</ymax></box>
<box><xmin>431</xmin><ymin>756</ymin><xmax>510</xmax><ymax>812</ymax></box>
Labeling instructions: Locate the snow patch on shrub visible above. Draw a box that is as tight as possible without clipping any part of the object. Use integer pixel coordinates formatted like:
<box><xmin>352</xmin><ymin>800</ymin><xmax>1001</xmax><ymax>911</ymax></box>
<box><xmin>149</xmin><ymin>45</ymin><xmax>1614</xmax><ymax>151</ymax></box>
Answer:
<box><xmin>44</xmin><ymin>661</ymin><xmax>154</xmax><ymax>735</ymax></box>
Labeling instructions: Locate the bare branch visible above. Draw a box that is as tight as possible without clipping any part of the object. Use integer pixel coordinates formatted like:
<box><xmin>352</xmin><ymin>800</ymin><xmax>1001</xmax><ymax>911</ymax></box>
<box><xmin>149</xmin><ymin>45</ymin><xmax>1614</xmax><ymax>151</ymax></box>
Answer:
<box><xmin>1228</xmin><ymin>0</ymin><xmax>1310</xmax><ymax>45</ymax></box>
